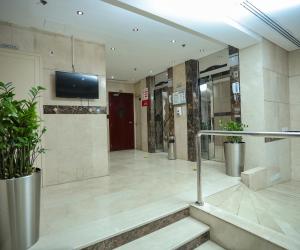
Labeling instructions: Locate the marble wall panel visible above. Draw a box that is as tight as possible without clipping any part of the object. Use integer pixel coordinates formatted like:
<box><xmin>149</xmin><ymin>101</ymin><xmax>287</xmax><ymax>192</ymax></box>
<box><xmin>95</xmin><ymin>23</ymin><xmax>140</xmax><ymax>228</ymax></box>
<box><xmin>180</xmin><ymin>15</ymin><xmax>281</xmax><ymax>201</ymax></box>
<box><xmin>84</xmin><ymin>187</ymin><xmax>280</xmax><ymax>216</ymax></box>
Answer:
<box><xmin>167</xmin><ymin>67</ymin><xmax>175</xmax><ymax>136</ymax></box>
<box><xmin>0</xmin><ymin>22</ymin><xmax>108</xmax><ymax>186</ymax></box>
<box><xmin>146</xmin><ymin>76</ymin><xmax>156</xmax><ymax>153</ymax></box>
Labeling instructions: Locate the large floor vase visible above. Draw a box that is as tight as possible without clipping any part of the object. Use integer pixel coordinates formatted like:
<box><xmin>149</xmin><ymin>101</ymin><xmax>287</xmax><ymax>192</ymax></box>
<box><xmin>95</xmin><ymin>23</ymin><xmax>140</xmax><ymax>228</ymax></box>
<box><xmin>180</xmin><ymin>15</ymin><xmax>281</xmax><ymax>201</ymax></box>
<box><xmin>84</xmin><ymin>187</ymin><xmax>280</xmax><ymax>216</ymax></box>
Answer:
<box><xmin>224</xmin><ymin>142</ymin><xmax>245</xmax><ymax>177</ymax></box>
<box><xmin>0</xmin><ymin>169</ymin><xmax>41</xmax><ymax>250</ymax></box>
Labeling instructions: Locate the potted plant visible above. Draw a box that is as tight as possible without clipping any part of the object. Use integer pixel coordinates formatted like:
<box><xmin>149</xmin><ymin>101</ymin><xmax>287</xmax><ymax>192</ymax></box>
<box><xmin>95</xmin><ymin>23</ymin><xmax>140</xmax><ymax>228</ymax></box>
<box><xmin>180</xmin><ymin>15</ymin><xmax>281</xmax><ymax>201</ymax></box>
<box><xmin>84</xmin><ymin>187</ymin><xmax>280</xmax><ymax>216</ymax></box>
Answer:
<box><xmin>0</xmin><ymin>82</ymin><xmax>46</xmax><ymax>250</ymax></box>
<box><xmin>219</xmin><ymin>120</ymin><xmax>247</xmax><ymax>177</ymax></box>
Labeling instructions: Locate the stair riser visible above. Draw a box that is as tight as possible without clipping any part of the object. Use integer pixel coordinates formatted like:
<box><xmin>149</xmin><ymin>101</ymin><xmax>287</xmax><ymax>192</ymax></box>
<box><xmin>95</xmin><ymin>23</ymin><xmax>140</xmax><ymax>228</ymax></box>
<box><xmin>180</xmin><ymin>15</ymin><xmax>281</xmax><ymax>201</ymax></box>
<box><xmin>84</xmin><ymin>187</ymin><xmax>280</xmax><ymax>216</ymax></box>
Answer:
<box><xmin>82</xmin><ymin>208</ymin><xmax>189</xmax><ymax>250</ymax></box>
<box><xmin>176</xmin><ymin>231</ymin><xmax>210</xmax><ymax>250</ymax></box>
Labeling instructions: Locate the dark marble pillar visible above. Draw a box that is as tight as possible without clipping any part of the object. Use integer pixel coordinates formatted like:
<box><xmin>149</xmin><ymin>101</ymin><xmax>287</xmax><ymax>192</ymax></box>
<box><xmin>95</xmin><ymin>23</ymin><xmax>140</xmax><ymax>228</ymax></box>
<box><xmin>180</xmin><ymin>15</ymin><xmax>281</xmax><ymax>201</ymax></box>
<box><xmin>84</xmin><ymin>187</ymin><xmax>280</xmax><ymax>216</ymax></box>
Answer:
<box><xmin>146</xmin><ymin>76</ymin><xmax>156</xmax><ymax>153</ymax></box>
<box><xmin>185</xmin><ymin>60</ymin><xmax>200</xmax><ymax>162</ymax></box>
<box><xmin>229</xmin><ymin>46</ymin><xmax>241</xmax><ymax>122</ymax></box>
<box><xmin>154</xmin><ymin>88</ymin><xmax>164</xmax><ymax>151</ymax></box>
<box><xmin>167</xmin><ymin>67</ymin><xmax>175</xmax><ymax>136</ymax></box>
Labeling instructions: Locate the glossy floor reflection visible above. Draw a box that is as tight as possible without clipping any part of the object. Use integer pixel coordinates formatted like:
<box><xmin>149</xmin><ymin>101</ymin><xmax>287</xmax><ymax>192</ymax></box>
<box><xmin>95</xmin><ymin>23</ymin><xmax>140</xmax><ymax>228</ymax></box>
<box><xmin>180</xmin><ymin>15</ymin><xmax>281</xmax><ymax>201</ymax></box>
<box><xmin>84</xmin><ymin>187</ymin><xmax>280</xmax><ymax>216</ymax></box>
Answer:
<box><xmin>30</xmin><ymin>150</ymin><xmax>239</xmax><ymax>250</ymax></box>
<box><xmin>205</xmin><ymin>181</ymin><xmax>300</xmax><ymax>244</ymax></box>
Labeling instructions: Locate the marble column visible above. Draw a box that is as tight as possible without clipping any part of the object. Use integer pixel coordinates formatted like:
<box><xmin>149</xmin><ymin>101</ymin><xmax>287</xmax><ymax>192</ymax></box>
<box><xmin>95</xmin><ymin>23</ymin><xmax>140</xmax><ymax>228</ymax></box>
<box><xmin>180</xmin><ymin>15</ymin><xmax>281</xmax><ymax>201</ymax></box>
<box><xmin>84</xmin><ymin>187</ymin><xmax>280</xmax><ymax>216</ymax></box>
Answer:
<box><xmin>146</xmin><ymin>76</ymin><xmax>156</xmax><ymax>153</ymax></box>
<box><xmin>167</xmin><ymin>67</ymin><xmax>175</xmax><ymax>136</ymax></box>
<box><xmin>229</xmin><ymin>46</ymin><xmax>241</xmax><ymax>122</ymax></box>
<box><xmin>185</xmin><ymin>60</ymin><xmax>200</xmax><ymax>162</ymax></box>
<box><xmin>154</xmin><ymin>88</ymin><xmax>164</xmax><ymax>151</ymax></box>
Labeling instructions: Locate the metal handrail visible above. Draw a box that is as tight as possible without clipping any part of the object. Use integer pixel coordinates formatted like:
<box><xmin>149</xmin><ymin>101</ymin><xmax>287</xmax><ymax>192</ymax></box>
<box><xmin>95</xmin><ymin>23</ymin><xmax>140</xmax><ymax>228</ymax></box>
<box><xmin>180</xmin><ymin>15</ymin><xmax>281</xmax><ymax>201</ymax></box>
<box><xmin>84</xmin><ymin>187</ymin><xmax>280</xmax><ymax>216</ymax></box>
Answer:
<box><xmin>196</xmin><ymin>130</ymin><xmax>300</xmax><ymax>205</ymax></box>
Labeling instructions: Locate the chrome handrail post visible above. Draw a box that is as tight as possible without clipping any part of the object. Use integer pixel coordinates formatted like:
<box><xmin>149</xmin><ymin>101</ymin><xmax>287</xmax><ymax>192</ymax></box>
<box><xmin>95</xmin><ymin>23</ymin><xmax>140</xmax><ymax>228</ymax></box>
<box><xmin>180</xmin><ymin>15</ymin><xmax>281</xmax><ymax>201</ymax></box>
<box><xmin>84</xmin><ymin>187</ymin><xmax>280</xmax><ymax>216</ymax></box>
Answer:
<box><xmin>196</xmin><ymin>133</ymin><xmax>204</xmax><ymax>205</ymax></box>
<box><xmin>195</xmin><ymin>130</ymin><xmax>300</xmax><ymax>206</ymax></box>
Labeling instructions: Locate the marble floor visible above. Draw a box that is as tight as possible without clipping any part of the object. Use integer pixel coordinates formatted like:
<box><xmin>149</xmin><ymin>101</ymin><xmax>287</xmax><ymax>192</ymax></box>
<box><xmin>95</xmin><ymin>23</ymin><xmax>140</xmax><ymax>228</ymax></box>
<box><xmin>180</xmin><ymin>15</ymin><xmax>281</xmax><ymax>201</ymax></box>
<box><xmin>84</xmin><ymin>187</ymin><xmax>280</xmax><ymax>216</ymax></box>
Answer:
<box><xmin>30</xmin><ymin>150</ymin><xmax>240</xmax><ymax>250</ymax></box>
<box><xmin>205</xmin><ymin>181</ymin><xmax>300</xmax><ymax>244</ymax></box>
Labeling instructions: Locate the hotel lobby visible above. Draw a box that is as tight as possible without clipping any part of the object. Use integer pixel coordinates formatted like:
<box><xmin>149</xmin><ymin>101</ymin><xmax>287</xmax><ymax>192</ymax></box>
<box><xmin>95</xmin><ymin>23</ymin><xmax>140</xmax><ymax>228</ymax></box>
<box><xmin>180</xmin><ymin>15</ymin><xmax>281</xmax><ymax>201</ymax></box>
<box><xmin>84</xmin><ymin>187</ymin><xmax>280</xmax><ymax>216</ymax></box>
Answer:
<box><xmin>0</xmin><ymin>0</ymin><xmax>300</xmax><ymax>249</ymax></box>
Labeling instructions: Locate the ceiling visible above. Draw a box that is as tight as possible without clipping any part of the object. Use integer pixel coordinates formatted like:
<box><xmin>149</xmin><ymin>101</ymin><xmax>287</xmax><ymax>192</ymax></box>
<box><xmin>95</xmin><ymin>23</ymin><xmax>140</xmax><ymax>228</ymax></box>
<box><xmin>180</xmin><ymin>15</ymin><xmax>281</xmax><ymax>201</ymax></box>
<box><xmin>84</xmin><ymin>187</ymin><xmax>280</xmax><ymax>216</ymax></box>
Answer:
<box><xmin>105</xmin><ymin>0</ymin><xmax>300</xmax><ymax>50</ymax></box>
<box><xmin>0</xmin><ymin>0</ymin><xmax>226</xmax><ymax>83</ymax></box>
<box><xmin>0</xmin><ymin>0</ymin><xmax>299</xmax><ymax>83</ymax></box>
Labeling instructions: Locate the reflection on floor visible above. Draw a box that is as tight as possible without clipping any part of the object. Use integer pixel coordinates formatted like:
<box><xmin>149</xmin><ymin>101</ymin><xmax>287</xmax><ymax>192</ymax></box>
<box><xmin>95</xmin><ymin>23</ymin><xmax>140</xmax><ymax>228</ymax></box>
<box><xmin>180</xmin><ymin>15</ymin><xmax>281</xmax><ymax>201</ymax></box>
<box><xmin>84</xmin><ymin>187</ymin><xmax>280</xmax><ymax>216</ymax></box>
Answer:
<box><xmin>205</xmin><ymin>181</ymin><xmax>300</xmax><ymax>244</ymax></box>
<box><xmin>30</xmin><ymin>150</ymin><xmax>239</xmax><ymax>250</ymax></box>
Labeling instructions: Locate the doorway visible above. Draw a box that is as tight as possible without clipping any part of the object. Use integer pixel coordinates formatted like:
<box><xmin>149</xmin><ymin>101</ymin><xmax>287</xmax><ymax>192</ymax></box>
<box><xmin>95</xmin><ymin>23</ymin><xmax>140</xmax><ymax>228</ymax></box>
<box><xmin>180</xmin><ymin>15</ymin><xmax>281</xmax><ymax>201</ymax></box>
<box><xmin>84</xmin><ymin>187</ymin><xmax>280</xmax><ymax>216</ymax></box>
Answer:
<box><xmin>109</xmin><ymin>92</ymin><xmax>134</xmax><ymax>151</ymax></box>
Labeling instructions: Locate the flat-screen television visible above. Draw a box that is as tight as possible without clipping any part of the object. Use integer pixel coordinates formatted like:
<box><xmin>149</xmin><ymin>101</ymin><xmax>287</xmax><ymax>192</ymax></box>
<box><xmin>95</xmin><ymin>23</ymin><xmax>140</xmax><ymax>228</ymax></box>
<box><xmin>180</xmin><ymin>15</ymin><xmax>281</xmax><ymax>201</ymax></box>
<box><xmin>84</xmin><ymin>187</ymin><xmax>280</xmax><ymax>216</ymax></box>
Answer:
<box><xmin>55</xmin><ymin>71</ymin><xmax>99</xmax><ymax>99</ymax></box>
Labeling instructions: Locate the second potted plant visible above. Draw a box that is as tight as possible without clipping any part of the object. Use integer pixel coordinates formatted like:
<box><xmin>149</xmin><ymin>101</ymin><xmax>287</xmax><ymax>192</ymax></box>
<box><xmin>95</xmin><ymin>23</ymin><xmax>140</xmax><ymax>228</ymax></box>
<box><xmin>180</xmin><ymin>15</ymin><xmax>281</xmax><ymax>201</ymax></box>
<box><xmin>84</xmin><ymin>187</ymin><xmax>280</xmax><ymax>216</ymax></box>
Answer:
<box><xmin>219</xmin><ymin>120</ymin><xmax>247</xmax><ymax>177</ymax></box>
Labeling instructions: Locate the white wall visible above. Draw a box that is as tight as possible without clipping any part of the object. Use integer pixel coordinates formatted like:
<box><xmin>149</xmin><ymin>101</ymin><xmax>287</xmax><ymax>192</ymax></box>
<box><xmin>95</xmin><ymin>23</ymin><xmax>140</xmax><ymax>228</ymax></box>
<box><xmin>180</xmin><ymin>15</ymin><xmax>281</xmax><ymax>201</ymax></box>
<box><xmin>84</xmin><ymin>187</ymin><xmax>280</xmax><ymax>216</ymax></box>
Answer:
<box><xmin>0</xmin><ymin>22</ymin><xmax>108</xmax><ymax>186</ymax></box>
<box><xmin>240</xmin><ymin>39</ymin><xmax>291</xmax><ymax>185</ymax></box>
<box><xmin>135</xmin><ymin>79</ymin><xmax>148</xmax><ymax>152</ymax></box>
<box><xmin>262</xmin><ymin>40</ymin><xmax>290</xmax><ymax>183</ymax></box>
<box><xmin>289</xmin><ymin>49</ymin><xmax>300</xmax><ymax>180</ymax></box>
<box><xmin>173</xmin><ymin>63</ymin><xmax>188</xmax><ymax>160</ymax></box>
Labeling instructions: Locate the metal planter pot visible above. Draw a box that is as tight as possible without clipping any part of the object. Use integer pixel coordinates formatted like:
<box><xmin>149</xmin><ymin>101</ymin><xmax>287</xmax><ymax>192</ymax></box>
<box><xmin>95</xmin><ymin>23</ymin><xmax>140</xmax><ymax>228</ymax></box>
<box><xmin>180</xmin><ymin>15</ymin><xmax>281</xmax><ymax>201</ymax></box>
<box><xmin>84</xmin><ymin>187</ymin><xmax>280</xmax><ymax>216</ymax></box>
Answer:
<box><xmin>0</xmin><ymin>169</ymin><xmax>41</xmax><ymax>250</ymax></box>
<box><xmin>224</xmin><ymin>142</ymin><xmax>245</xmax><ymax>177</ymax></box>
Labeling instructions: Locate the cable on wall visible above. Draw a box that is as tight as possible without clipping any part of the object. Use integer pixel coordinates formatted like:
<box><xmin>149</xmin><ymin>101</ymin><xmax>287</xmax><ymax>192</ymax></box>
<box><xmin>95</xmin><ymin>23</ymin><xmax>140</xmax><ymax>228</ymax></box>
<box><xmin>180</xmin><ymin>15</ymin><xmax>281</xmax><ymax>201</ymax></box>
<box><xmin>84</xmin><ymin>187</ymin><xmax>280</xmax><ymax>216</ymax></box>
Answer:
<box><xmin>71</xmin><ymin>36</ymin><xmax>76</xmax><ymax>72</ymax></box>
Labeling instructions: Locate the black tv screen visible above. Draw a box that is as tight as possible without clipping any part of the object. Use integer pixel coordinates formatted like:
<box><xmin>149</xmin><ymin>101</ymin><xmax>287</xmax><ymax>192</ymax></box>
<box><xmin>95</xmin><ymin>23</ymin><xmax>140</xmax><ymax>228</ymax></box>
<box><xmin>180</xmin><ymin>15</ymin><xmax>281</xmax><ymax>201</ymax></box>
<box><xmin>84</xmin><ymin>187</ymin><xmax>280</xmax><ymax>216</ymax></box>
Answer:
<box><xmin>55</xmin><ymin>71</ymin><xmax>99</xmax><ymax>99</ymax></box>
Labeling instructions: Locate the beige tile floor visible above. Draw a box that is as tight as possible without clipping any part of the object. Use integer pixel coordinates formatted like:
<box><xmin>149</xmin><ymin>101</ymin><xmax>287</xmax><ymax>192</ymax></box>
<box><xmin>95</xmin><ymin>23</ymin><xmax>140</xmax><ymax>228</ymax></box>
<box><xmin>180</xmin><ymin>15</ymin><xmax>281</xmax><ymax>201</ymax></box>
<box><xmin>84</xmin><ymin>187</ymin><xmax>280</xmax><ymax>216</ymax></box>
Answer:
<box><xmin>205</xmin><ymin>181</ymin><xmax>300</xmax><ymax>244</ymax></box>
<box><xmin>30</xmin><ymin>150</ymin><xmax>240</xmax><ymax>250</ymax></box>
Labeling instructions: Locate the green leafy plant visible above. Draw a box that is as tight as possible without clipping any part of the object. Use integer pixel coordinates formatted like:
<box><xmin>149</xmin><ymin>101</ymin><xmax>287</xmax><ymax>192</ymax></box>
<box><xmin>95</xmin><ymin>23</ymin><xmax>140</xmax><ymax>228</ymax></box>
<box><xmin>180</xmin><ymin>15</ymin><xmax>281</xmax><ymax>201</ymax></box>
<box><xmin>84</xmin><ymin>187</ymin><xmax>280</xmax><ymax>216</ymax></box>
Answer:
<box><xmin>0</xmin><ymin>82</ymin><xmax>46</xmax><ymax>179</ymax></box>
<box><xmin>219</xmin><ymin>120</ymin><xmax>248</xmax><ymax>143</ymax></box>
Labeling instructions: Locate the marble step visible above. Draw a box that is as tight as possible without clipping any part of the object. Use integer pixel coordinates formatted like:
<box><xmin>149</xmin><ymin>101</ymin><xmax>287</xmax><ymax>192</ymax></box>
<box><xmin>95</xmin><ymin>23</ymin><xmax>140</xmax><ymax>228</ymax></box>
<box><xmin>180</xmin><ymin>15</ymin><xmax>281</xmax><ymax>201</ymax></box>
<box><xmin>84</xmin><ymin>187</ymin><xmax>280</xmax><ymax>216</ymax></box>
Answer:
<box><xmin>194</xmin><ymin>240</ymin><xmax>225</xmax><ymax>250</ymax></box>
<box><xmin>116</xmin><ymin>217</ymin><xmax>210</xmax><ymax>250</ymax></box>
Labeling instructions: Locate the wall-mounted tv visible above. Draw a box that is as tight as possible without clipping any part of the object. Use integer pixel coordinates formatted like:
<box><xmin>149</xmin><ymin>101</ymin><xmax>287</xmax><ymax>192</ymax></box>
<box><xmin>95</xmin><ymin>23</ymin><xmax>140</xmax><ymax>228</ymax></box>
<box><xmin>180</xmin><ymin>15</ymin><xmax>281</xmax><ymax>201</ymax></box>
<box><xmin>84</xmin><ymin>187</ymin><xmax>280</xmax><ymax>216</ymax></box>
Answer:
<box><xmin>55</xmin><ymin>71</ymin><xmax>99</xmax><ymax>99</ymax></box>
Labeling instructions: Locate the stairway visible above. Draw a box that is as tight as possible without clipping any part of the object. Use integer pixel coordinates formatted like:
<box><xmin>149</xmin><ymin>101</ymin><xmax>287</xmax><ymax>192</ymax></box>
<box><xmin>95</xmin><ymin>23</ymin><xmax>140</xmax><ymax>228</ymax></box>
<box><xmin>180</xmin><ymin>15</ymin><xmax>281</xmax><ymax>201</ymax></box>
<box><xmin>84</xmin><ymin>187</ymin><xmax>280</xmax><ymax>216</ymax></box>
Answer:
<box><xmin>81</xmin><ymin>208</ymin><xmax>224</xmax><ymax>250</ymax></box>
<box><xmin>116</xmin><ymin>217</ymin><xmax>217</xmax><ymax>250</ymax></box>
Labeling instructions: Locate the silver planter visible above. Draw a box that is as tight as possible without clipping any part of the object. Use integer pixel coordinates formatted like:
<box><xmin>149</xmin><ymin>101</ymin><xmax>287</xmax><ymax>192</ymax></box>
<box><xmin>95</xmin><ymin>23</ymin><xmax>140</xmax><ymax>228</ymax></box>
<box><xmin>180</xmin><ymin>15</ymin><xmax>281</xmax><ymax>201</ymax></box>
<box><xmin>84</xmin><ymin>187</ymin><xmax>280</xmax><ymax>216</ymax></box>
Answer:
<box><xmin>0</xmin><ymin>169</ymin><xmax>41</xmax><ymax>250</ymax></box>
<box><xmin>224</xmin><ymin>142</ymin><xmax>245</xmax><ymax>177</ymax></box>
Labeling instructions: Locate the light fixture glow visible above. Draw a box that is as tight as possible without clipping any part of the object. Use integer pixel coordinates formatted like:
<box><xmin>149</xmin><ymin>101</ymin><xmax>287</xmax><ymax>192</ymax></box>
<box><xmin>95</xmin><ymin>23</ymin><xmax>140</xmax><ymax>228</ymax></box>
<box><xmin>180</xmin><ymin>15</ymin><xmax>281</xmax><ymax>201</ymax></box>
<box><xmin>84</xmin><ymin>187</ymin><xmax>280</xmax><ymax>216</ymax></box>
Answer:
<box><xmin>110</xmin><ymin>47</ymin><xmax>116</xmax><ymax>51</ymax></box>
<box><xmin>76</xmin><ymin>10</ymin><xmax>84</xmax><ymax>15</ymax></box>
<box><xmin>200</xmin><ymin>84</ymin><xmax>207</xmax><ymax>92</ymax></box>
<box><xmin>171</xmin><ymin>39</ymin><xmax>176</xmax><ymax>43</ymax></box>
<box><xmin>111</xmin><ymin>76</ymin><xmax>114</xmax><ymax>79</ymax></box>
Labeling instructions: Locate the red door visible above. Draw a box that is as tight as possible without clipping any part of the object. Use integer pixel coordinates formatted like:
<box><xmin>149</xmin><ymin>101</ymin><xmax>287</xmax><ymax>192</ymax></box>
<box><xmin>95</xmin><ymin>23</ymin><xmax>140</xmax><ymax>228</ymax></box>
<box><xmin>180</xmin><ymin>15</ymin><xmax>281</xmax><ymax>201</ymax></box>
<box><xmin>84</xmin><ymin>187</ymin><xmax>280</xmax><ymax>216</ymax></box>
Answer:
<box><xmin>109</xmin><ymin>92</ymin><xmax>134</xmax><ymax>151</ymax></box>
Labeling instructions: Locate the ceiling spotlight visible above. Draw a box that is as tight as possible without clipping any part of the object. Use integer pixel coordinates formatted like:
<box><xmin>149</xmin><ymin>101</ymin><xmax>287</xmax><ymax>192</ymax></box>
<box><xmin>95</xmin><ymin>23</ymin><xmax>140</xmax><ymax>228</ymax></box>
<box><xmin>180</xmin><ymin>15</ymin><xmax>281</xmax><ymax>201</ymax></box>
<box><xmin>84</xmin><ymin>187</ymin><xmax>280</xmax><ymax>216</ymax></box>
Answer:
<box><xmin>76</xmin><ymin>10</ymin><xmax>84</xmax><ymax>15</ymax></box>
<box><xmin>111</xmin><ymin>76</ymin><xmax>114</xmax><ymax>79</ymax></box>
<box><xmin>150</xmin><ymin>70</ymin><xmax>153</xmax><ymax>73</ymax></box>
<box><xmin>171</xmin><ymin>39</ymin><xmax>176</xmax><ymax>43</ymax></box>
<box><xmin>132</xmin><ymin>27</ymin><xmax>139</xmax><ymax>32</ymax></box>
<box><xmin>40</xmin><ymin>0</ymin><xmax>47</xmax><ymax>5</ymax></box>
<box><xmin>110</xmin><ymin>47</ymin><xmax>116</xmax><ymax>51</ymax></box>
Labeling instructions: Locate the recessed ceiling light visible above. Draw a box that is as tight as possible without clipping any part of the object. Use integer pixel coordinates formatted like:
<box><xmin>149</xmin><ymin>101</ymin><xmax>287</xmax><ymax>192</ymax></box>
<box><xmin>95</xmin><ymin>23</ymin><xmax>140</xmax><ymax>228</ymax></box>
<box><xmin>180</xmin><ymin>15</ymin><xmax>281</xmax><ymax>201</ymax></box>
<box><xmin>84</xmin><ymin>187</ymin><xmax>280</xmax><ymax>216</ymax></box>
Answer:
<box><xmin>76</xmin><ymin>11</ymin><xmax>84</xmax><ymax>15</ymax></box>
<box><xmin>150</xmin><ymin>70</ymin><xmax>153</xmax><ymax>73</ymax></box>
<box><xmin>171</xmin><ymin>39</ymin><xmax>176</xmax><ymax>43</ymax></box>
<box><xmin>110</xmin><ymin>47</ymin><xmax>116</xmax><ymax>51</ymax></box>
<box><xmin>111</xmin><ymin>76</ymin><xmax>114</xmax><ymax>79</ymax></box>
<box><xmin>132</xmin><ymin>27</ymin><xmax>139</xmax><ymax>32</ymax></box>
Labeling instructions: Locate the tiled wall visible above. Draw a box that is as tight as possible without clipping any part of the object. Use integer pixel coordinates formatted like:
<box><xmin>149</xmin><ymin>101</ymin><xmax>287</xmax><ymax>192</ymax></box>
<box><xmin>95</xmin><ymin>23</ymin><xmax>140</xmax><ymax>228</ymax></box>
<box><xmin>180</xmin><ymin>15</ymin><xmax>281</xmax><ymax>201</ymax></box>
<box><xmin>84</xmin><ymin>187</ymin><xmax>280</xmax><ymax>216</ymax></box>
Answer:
<box><xmin>289</xmin><ymin>49</ymin><xmax>300</xmax><ymax>180</ymax></box>
<box><xmin>134</xmin><ymin>79</ymin><xmax>148</xmax><ymax>152</ymax></box>
<box><xmin>262</xmin><ymin>40</ymin><xmax>290</xmax><ymax>184</ymax></box>
<box><xmin>240</xmin><ymin>39</ymin><xmax>291</xmax><ymax>185</ymax></box>
<box><xmin>173</xmin><ymin>63</ymin><xmax>188</xmax><ymax>160</ymax></box>
<box><xmin>0</xmin><ymin>22</ymin><xmax>109</xmax><ymax>186</ymax></box>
